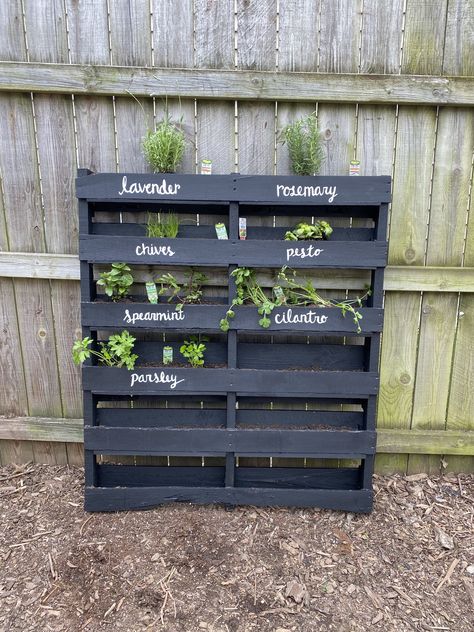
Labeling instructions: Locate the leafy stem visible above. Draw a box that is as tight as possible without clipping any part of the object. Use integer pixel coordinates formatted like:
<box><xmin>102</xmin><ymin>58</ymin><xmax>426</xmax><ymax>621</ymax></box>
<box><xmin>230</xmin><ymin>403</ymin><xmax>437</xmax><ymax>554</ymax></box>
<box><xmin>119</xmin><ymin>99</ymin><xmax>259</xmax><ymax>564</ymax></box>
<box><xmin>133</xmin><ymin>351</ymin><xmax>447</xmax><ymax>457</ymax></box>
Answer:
<box><xmin>72</xmin><ymin>331</ymin><xmax>138</xmax><ymax>370</ymax></box>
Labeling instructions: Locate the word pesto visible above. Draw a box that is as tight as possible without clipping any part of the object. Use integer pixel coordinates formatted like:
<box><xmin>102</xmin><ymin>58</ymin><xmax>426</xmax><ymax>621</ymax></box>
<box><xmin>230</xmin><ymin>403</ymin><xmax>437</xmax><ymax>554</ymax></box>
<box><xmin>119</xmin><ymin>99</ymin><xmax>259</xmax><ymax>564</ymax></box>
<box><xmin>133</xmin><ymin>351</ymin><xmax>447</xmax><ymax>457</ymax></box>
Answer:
<box><xmin>286</xmin><ymin>244</ymin><xmax>324</xmax><ymax>261</ymax></box>
<box><xmin>276</xmin><ymin>184</ymin><xmax>338</xmax><ymax>203</ymax></box>
<box><xmin>118</xmin><ymin>175</ymin><xmax>181</xmax><ymax>196</ymax></box>
<box><xmin>130</xmin><ymin>371</ymin><xmax>185</xmax><ymax>389</ymax></box>
<box><xmin>123</xmin><ymin>309</ymin><xmax>185</xmax><ymax>325</ymax></box>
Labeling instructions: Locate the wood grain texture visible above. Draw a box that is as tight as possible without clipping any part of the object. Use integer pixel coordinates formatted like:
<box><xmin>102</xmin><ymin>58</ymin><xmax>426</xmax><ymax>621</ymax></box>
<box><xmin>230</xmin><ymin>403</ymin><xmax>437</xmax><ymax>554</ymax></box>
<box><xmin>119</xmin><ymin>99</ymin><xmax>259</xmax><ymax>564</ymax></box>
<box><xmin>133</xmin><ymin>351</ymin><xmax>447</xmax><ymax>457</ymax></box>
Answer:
<box><xmin>360</xmin><ymin>0</ymin><xmax>404</xmax><ymax>74</ymax></box>
<box><xmin>389</xmin><ymin>107</ymin><xmax>437</xmax><ymax>265</ymax></box>
<box><xmin>0</xmin><ymin>94</ymin><xmax>45</xmax><ymax>252</ymax></box>
<box><xmin>75</xmin><ymin>96</ymin><xmax>116</xmax><ymax>171</ymax></box>
<box><xmin>409</xmin><ymin>107</ymin><xmax>474</xmax><ymax>472</ymax></box>
<box><xmin>14</xmin><ymin>279</ymin><xmax>62</xmax><ymax>418</ymax></box>
<box><xmin>317</xmin><ymin>105</ymin><xmax>357</xmax><ymax>176</ymax></box>
<box><xmin>0</xmin><ymin>0</ymin><xmax>26</xmax><ymax>61</ymax></box>
<box><xmin>401</xmin><ymin>0</ymin><xmax>448</xmax><ymax>75</ymax></box>
<box><xmin>194</xmin><ymin>0</ymin><xmax>234</xmax><ymax>69</ymax></box>
<box><xmin>0</xmin><ymin>279</ymin><xmax>28</xmax><ymax>416</ymax></box>
<box><xmin>115</xmin><ymin>98</ymin><xmax>154</xmax><ymax>173</ymax></box>
<box><xmin>196</xmin><ymin>102</ymin><xmax>234</xmax><ymax>173</ymax></box>
<box><xmin>377</xmin><ymin>292</ymin><xmax>420</xmax><ymax>473</ymax></box>
<box><xmin>109</xmin><ymin>0</ymin><xmax>152</xmax><ymax>66</ymax></box>
<box><xmin>23</xmin><ymin>0</ymin><xmax>68</xmax><ymax>63</ymax></box>
<box><xmin>319</xmin><ymin>0</ymin><xmax>362</xmax><ymax>73</ymax></box>
<box><xmin>238</xmin><ymin>103</ymin><xmax>275</xmax><ymax>175</ymax></box>
<box><xmin>278</xmin><ymin>0</ymin><xmax>318</xmax><ymax>72</ymax></box>
<box><xmin>355</xmin><ymin>106</ymin><xmax>396</xmax><ymax>176</ymax></box>
<box><xmin>65</xmin><ymin>0</ymin><xmax>110</xmax><ymax>65</ymax></box>
<box><xmin>1</xmin><ymin>62</ymin><xmax>473</xmax><ymax>105</ymax></box>
<box><xmin>236</xmin><ymin>0</ymin><xmax>277</xmax><ymax>70</ymax></box>
<box><xmin>151</xmin><ymin>0</ymin><xmax>193</xmax><ymax>68</ymax></box>
<box><xmin>443</xmin><ymin>0</ymin><xmax>474</xmax><ymax>75</ymax></box>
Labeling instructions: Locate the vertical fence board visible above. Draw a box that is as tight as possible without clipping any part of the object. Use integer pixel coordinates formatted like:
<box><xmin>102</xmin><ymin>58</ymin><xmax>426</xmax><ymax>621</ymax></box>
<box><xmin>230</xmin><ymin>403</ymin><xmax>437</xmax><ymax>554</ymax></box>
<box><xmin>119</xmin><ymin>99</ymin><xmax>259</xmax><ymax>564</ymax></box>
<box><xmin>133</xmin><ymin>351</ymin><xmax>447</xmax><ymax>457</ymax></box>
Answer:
<box><xmin>236</xmin><ymin>0</ymin><xmax>277</xmax><ymax>70</ymax></box>
<box><xmin>109</xmin><ymin>0</ymin><xmax>152</xmax><ymax>66</ymax></box>
<box><xmin>319</xmin><ymin>0</ymin><xmax>362</xmax><ymax>73</ymax></box>
<box><xmin>278</xmin><ymin>0</ymin><xmax>318</xmax><ymax>72</ymax></box>
<box><xmin>194</xmin><ymin>0</ymin><xmax>234</xmax><ymax>69</ymax></box>
<box><xmin>356</xmin><ymin>106</ymin><xmax>396</xmax><ymax>176</ymax></box>
<box><xmin>378</xmin><ymin>106</ymin><xmax>436</xmax><ymax>473</ymax></box>
<box><xmin>409</xmin><ymin>108</ymin><xmax>474</xmax><ymax>472</ymax></box>
<box><xmin>401</xmin><ymin>0</ymin><xmax>448</xmax><ymax>74</ymax></box>
<box><xmin>66</xmin><ymin>0</ymin><xmax>110</xmax><ymax>65</ymax></box>
<box><xmin>443</xmin><ymin>0</ymin><xmax>474</xmax><ymax>75</ymax></box>
<box><xmin>23</xmin><ymin>0</ymin><xmax>68</xmax><ymax>63</ymax></box>
<box><xmin>360</xmin><ymin>0</ymin><xmax>404</xmax><ymax>73</ymax></box>
<box><xmin>0</xmin><ymin>0</ymin><xmax>26</xmax><ymax>61</ymax></box>
<box><xmin>152</xmin><ymin>0</ymin><xmax>194</xmax><ymax>68</ymax></box>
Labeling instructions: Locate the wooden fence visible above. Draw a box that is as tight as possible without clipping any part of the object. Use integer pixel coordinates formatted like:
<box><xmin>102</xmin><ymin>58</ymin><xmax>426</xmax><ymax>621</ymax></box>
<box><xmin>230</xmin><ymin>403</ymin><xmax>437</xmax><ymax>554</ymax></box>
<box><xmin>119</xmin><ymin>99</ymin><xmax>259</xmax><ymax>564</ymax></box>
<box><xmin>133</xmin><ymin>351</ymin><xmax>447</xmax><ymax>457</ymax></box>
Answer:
<box><xmin>0</xmin><ymin>0</ymin><xmax>473</xmax><ymax>474</ymax></box>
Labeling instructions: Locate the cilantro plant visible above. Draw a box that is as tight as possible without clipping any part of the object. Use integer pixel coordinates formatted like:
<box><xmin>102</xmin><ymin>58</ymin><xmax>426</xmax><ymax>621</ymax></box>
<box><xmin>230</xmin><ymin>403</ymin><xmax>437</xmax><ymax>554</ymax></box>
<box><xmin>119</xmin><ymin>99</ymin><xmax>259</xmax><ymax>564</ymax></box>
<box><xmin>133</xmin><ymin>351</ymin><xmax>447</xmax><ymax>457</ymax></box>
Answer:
<box><xmin>277</xmin><ymin>267</ymin><xmax>370</xmax><ymax>334</ymax></box>
<box><xmin>220</xmin><ymin>267</ymin><xmax>284</xmax><ymax>332</ymax></box>
<box><xmin>180</xmin><ymin>335</ymin><xmax>208</xmax><ymax>368</ymax></box>
<box><xmin>72</xmin><ymin>331</ymin><xmax>138</xmax><ymax>370</ymax></box>
<box><xmin>156</xmin><ymin>268</ymin><xmax>207</xmax><ymax>311</ymax></box>
<box><xmin>97</xmin><ymin>263</ymin><xmax>133</xmax><ymax>301</ymax></box>
<box><xmin>285</xmin><ymin>220</ymin><xmax>333</xmax><ymax>241</ymax></box>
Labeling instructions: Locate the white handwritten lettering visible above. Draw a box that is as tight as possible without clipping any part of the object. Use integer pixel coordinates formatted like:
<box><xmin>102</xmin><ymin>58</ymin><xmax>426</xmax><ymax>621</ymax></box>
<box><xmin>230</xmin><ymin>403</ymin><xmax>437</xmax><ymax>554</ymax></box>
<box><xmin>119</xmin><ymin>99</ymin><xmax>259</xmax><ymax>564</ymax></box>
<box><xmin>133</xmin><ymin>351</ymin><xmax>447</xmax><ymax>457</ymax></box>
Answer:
<box><xmin>276</xmin><ymin>184</ymin><xmax>338</xmax><ymax>203</ymax></box>
<box><xmin>286</xmin><ymin>245</ymin><xmax>324</xmax><ymax>261</ymax></box>
<box><xmin>123</xmin><ymin>309</ymin><xmax>185</xmax><ymax>325</ymax></box>
<box><xmin>135</xmin><ymin>242</ymin><xmax>175</xmax><ymax>257</ymax></box>
<box><xmin>118</xmin><ymin>175</ymin><xmax>181</xmax><ymax>197</ymax></box>
<box><xmin>130</xmin><ymin>371</ymin><xmax>185</xmax><ymax>390</ymax></box>
<box><xmin>274</xmin><ymin>308</ymin><xmax>328</xmax><ymax>325</ymax></box>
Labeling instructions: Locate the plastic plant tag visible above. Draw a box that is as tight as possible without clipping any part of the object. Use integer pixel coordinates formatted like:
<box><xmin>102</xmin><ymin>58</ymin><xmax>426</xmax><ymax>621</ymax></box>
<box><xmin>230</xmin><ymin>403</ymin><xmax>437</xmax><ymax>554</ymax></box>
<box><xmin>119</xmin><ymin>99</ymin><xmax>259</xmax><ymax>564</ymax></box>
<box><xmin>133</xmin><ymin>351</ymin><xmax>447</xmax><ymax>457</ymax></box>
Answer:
<box><xmin>273</xmin><ymin>285</ymin><xmax>286</xmax><ymax>304</ymax></box>
<box><xmin>239</xmin><ymin>217</ymin><xmax>247</xmax><ymax>240</ymax></box>
<box><xmin>215</xmin><ymin>223</ymin><xmax>228</xmax><ymax>239</ymax></box>
<box><xmin>350</xmin><ymin>160</ymin><xmax>360</xmax><ymax>176</ymax></box>
<box><xmin>163</xmin><ymin>346</ymin><xmax>173</xmax><ymax>365</ymax></box>
<box><xmin>145</xmin><ymin>281</ymin><xmax>158</xmax><ymax>303</ymax></box>
<box><xmin>201</xmin><ymin>159</ymin><xmax>212</xmax><ymax>175</ymax></box>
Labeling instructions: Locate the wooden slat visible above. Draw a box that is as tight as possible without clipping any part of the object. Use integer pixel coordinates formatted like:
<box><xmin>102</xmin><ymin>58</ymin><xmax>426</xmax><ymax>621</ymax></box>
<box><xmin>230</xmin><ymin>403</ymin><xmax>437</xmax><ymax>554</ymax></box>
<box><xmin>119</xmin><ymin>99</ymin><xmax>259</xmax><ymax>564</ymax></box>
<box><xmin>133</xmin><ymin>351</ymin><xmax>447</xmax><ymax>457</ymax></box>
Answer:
<box><xmin>151</xmin><ymin>0</ymin><xmax>193</xmax><ymax>68</ymax></box>
<box><xmin>2</xmin><ymin>253</ymin><xmax>474</xmax><ymax>292</ymax></box>
<box><xmin>236</xmin><ymin>0</ymin><xmax>277</xmax><ymax>71</ymax></box>
<box><xmin>409</xmin><ymin>107</ymin><xmax>474</xmax><ymax>473</ymax></box>
<box><xmin>65</xmin><ymin>0</ymin><xmax>110</xmax><ymax>65</ymax></box>
<box><xmin>401</xmin><ymin>0</ymin><xmax>448</xmax><ymax>75</ymax></box>
<box><xmin>359</xmin><ymin>0</ymin><xmax>404</xmax><ymax>74</ymax></box>
<box><xmin>23</xmin><ymin>0</ymin><xmax>68</xmax><ymax>63</ymax></box>
<box><xmin>278</xmin><ymin>0</ymin><xmax>318</xmax><ymax>72</ymax></box>
<box><xmin>319</xmin><ymin>0</ymin><xmax>361</xmax><ymax>73</ymax></box>
<box><xmin>443</xmin><ymin>0</ymin><xmax>474</xmax><ymax>76</ymax></box>
<box><xmin>194</xmin><ymin>0</ymin><xmax>234</xmax><ymax>70</ymax></box>
<box><xmin>109</xmin><ymin>0</ymin><xmax>152</xmax><ymax>66</ymax></box>
<box><xmin>0</xmin><ymin>1</ymin><xmax>26</xmax><ymax>61</ymax></box>
<box><xmin>2</xmin><ymin>417</ymin><xmax>474</xmax><ymax>457</ymax></box>
<box><xmin>0</xmin><ymin>62</ymin><xmax>473</xmax><ymax>105</ymax></box>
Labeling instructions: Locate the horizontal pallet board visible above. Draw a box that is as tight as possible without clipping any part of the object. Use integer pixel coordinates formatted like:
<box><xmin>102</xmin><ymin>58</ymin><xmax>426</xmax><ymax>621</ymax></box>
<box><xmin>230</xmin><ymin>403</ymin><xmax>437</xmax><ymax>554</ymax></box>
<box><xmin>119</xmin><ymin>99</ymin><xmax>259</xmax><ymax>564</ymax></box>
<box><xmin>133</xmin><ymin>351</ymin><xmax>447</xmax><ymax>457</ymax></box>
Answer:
<box><xmin>96</xmin><ymin>408</ymin><xmax>364</xmax><ymax>429</ymax></box>
<box><xmin>84</xmin><ymin>427</ymin><xmax>375</xmax><ymax>457</ymax></box>
<box><xmin>85</xmin><ymin>485</ymin><xmax>372</xmax><ymax>512</ymax></box>
<box><xmin>77</xmin><ymin>173</ymin><xmax>391</xmax><ymax>205</ymax></box>
<box><xmin>1</xmin><ymin>62</ymin><xmax>472</xmax><ymax>106</ymax></box>
<box><xmin>79</xmin><ymin>235</ymin><xmax>388</xmax><ymax>268</ymax></box>
<box><xmin>97</xmin><ymin>465</ymin><xmax>360</xmax><ymax>490</ymax></box>
<box><xmin>2</xmin><ymin>253</ymin><xmax>471</xmax><ymax>292</ymax></box>
<box><xmin>82</xmin><ymin>366</ymin><xmax>379</xmax><ymax>397</ymax></box>
<box><xmin>3</xmin><ymin>417</ymin><xmax>473</xmax><ymax>457</ymax></box>
<box><xmin>82</xmin><ymin>303</ymin><xmax>383</xmax><ymax>333</ymax></box>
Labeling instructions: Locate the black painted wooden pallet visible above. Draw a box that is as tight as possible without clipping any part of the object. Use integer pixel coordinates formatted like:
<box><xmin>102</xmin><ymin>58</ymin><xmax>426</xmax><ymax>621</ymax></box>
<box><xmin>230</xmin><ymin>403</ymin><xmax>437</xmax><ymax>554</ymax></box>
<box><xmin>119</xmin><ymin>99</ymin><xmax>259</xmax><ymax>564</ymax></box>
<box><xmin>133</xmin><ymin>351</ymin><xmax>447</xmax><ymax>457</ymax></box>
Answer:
<box><xmin>77</xmin><ymin>170</ymin><xmax>390</xmax><ymax>513</ymax></box>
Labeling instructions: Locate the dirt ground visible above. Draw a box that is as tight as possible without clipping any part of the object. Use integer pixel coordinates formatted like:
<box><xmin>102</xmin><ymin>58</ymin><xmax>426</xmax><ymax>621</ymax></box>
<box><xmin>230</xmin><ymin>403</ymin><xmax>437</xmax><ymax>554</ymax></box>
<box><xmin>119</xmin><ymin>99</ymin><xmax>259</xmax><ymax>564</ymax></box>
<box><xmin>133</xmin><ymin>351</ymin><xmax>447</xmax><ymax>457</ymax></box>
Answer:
<box><xmin>0</xmin><ymin>465</ymin><xmax>473</xmax><ymax>632</ymax></box>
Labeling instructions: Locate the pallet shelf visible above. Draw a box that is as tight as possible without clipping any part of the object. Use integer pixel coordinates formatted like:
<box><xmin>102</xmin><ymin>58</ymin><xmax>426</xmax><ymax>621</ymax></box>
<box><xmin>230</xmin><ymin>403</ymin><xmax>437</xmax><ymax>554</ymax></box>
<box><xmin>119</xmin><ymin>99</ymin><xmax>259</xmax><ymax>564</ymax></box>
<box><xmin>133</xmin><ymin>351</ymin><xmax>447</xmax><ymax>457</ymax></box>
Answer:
<box><xmin>77</xmin><ymin>170</ymin><xmax>390</xmax><ymax>513</ymax></box>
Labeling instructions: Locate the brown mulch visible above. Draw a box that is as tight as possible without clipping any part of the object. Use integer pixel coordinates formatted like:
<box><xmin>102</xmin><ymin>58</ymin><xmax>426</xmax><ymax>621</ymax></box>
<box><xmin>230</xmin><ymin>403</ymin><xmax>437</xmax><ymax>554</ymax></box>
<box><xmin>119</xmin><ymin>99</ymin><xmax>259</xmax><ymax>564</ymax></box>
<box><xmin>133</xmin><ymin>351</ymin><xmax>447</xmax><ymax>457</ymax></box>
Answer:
<box><xmin>0</xmin><ymin>465</ymin><xmax>473</xmax><ymax>632</ymax></box>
